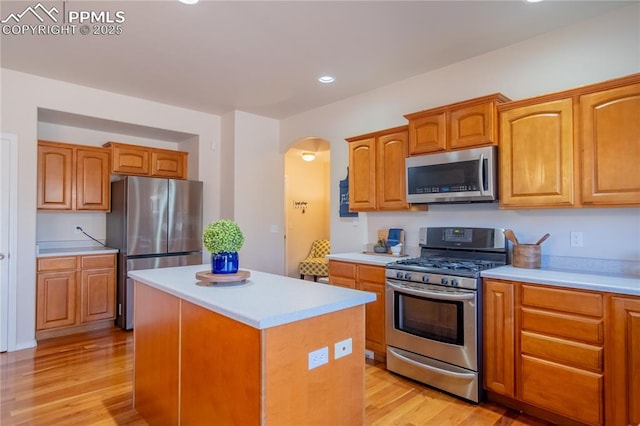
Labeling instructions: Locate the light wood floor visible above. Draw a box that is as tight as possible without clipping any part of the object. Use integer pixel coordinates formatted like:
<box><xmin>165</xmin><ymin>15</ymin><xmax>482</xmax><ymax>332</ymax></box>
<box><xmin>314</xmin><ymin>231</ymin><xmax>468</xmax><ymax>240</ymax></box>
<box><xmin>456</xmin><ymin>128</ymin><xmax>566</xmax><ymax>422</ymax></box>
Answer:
<box><xmin>1</xmin><ymin>328</ymin><xmax>549</xmax><ymax>425</ymax></box>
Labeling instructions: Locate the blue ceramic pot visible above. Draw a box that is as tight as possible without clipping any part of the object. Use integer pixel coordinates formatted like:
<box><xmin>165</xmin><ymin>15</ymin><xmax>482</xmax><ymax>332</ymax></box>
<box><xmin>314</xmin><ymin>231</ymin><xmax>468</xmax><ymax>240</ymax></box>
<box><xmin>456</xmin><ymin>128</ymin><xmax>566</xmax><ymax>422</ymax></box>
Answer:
<box><xmin>211</xmin><ymin>252</ymin><xmax>239</xmax><ymax>274</ymax></box>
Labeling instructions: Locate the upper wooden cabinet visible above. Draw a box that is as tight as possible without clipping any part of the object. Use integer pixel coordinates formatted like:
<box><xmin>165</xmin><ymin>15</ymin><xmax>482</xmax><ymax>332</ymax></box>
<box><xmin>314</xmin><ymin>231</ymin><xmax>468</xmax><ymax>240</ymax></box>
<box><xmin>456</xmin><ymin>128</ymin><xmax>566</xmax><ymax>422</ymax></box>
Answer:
<box><xmin>104</xmin><ymin>141</ymin><xmax>188</xmax><ymax>179</ymax></box>
<box><xmin>499</xmin><ymin>98</ymin><xmax>576</xmax><ymax>208</ymax></box>
<box><xmin>37</xmin><ymin>141</ymin><xmax>111</xmax><ymax>211</ymax></box>
<box><xmin>404</xmin><ymin>93</ymin><xmax>510</xmax><ymax>155</ymax></box>
<box><xmin>499</xmin><ymin>73</ymin><xmax>640</xmax><ymax>209</ymax></box>
<box><xmin>580</xmin><ymin>82</ymin><xmax>640</xmax><ymax>206</ymax></box>
<box><xmin>346</xmin><ymin>126</ymin><xmax>409</xmax><ymax>212</ymax></box>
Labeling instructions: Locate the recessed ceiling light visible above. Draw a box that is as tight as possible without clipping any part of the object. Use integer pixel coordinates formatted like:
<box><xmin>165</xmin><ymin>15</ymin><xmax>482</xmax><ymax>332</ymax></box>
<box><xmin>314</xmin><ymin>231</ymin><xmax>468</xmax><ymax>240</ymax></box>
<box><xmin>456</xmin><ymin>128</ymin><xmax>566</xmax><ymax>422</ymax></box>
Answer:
<box><xmin>318</xmin><ymin>75</ymin><xmax>335</xmax><ymax>84</ymax></box>
<box><xmin>179</xmin><ymin>0</ymin><xmax>199</xmax><ymax>4</ymax></box>
<box><xmin>524</xmin><ymin>0</ymin><xmax>544</xmax><ymax>3</ymax></box>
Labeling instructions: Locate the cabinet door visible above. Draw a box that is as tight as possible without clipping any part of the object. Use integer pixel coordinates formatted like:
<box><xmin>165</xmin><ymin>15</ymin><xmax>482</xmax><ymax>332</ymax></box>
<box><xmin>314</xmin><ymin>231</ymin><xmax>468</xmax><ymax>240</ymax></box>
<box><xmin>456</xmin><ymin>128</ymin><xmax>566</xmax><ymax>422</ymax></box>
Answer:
<box><xmin>376</xmin><ymin>131</ymin><xmax>408</xmax><ymax>210</ymax></box>
<box><xmin>357</xmin><ymin>265</ymin><xmax>385</xmax><ymax>356</ymax></box>
<box><xmin>606</xmin><ymin>296</ymin><xmax>640</xmax><ymax>426</ymax></box>
<box><xmin>328</xmin><ymin>261</ymin><xmax>357</xmax><ymax>289</ymax></box>
<box><xmin>483</xmin><ymin>279</ymin><xmax>515</xmax><ymax>397</ymax></box>
<box><xmin>37</xmin><ymin>143</ymin><xmax>73</xmax><ymax>210</ymax></box>
<box><xmin>449</xmin><ymin>101</ymin><xmax>496</xmax><ymax>150</ymax></box>
<box><xmin>499</xmin><ymin>98</ymin><xmax>575</xmax><ymax>208</ymax></box>
<box><xmin>407</xmin><ymin>112</ymin><xmax>446</xmax><ymax>155</ymax></box>
<box><xmin>76</xmin><ymin>147</ymin><xmax>110</xmax><ymax>211</ymax></box>
<box><xmin>348</xmin><ymin>138</ymin><xmax>376</xmax><ymax>211</ymax></box>
<box><xmin>151</xmin><ymin>150</ymin><xmax>188</xmax><ymax>179</ymax></box>
<box><xmin>80</xmin><ymin>268</ymin><xmax>116</xmax><ymax>323</ymax></box>
<box><xmin>36</xmin><ymin>270</ymin><xmax>77</xmax><ymax>330</ymax></box>
<box><xmin>109</xmin><ymin>143</ymin><xmax>151</xmax><ymax>175</ymax></box>
<box><xmin>580</xmin><ymin>82</ymin><xmax>640</xmax><ymax>206</ymax></box>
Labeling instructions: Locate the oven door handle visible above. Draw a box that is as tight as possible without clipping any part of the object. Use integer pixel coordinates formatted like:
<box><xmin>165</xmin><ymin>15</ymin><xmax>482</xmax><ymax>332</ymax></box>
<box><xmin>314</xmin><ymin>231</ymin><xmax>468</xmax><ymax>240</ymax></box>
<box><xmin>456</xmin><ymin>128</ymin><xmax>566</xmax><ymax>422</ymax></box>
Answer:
<box><xmin>387</xmin><ymin>279</ymin><xmax>475</xmax><ymax>301</ymax></box>
<box><xmin>389</xmin><ymin>348</ymin><xmax>476</xmax><ymax>380</ymax></box>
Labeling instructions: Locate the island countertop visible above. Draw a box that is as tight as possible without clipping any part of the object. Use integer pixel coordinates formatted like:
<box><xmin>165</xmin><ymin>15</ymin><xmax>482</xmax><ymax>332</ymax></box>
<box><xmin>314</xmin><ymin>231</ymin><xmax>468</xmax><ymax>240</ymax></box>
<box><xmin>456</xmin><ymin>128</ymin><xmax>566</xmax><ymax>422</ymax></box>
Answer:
<box><xmin>128</xmin><ymin>264</ymin><xmax>376</xmax><ymax>330</ymax></box>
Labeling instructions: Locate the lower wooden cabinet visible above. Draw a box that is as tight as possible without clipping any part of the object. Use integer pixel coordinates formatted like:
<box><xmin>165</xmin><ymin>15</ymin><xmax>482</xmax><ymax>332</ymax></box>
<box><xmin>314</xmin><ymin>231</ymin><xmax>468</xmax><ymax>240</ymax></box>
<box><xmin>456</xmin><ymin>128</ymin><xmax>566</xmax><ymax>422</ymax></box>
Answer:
<box><xmin>605</xmin><ymin>295</ymin><xmax>640</xmax><ymax>426</ymax></box>
<box><xmin>36</xmin><ymin>254</ymin><xmax>116</xmax><ymax>339</ymax></box>
<box><xmin>484</xmin><ymin>279</ymin><xmax>622</xmax><ymax>425</ymax></box>
<box><xmin>328</xmin><ymin>260</ymin><xmax>385</xmax><ymax>359</ymax></box>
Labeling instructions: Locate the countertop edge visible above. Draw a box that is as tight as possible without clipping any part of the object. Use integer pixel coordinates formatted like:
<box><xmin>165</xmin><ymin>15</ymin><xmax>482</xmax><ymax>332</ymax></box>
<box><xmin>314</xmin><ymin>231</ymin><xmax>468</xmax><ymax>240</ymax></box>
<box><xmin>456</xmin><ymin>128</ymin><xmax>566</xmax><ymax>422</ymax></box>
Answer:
<box><xmin>37</xmin><ymin>247</ymin><xmax>119</xmax><ymax>257</ymax></box>
<box><xmin>326</xmin><ymin>252</ymin><xmax>399</xmax><ymax>266</ymax></box>
<box><xmin>481</xmin><ymin>266</ymin><xmax>640</xmax><ymax>296</ymax></box>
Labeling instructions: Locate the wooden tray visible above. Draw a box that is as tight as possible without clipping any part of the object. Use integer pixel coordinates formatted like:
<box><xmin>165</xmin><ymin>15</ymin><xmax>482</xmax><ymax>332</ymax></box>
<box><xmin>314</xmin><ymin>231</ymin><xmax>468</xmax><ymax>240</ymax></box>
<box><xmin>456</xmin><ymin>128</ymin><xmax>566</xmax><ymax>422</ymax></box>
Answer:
<box><xmin>195</xmin><ymin>269</ymin><xmax>250</xmax><ymax>284</ymax></box>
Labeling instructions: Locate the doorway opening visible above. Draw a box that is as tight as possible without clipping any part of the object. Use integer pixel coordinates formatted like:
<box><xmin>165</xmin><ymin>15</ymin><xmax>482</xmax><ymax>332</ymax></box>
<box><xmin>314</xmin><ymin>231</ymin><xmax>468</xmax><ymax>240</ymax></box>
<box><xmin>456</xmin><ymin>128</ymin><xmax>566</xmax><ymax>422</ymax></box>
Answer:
<box><xmin>284</xmin><ymin>137</ymin><xmax>330</xmax><ymax>279</ymax></box>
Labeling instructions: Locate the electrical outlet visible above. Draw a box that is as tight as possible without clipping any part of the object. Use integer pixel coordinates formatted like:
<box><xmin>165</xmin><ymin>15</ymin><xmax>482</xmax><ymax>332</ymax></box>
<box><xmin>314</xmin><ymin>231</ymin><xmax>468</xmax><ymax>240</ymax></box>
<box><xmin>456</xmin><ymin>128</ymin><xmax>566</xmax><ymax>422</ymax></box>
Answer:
<box><xmin>570</xmin><ymin>231</ymin><xmax>584</xmax><ymax>247</ymax></box>
<box><xmin>308</xmin><ymin>346</ymin><xmax>329</xmax><ymax>370</ymax></box>
<box><xmin>364</xmin><ymin>349</ymin><xmax>375</xmax><ymax>360</ymax></box>
<box><xmin>334</xmin><ymin>338</ymin><xmax>352</xmax><ymax>360</ymax></box>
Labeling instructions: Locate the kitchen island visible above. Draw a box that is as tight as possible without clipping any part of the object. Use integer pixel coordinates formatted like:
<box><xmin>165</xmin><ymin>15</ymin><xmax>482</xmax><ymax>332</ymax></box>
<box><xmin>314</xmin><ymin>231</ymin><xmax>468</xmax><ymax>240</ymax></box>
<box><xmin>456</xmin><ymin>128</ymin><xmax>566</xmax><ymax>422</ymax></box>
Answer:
<box><xmin>128</xmin><ymin>264</ymin><xmax>376</xmax><ymax>426</ymax></box>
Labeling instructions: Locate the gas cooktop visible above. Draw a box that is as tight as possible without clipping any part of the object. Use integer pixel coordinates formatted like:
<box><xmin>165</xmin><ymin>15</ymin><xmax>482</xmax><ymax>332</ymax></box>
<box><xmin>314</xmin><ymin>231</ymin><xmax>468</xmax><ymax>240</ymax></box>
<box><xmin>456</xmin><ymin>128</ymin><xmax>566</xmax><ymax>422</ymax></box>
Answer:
<box><xmin>388</xmin><ymin>256</ymin><xmax>505</xmax><ymax>275</ymax></box>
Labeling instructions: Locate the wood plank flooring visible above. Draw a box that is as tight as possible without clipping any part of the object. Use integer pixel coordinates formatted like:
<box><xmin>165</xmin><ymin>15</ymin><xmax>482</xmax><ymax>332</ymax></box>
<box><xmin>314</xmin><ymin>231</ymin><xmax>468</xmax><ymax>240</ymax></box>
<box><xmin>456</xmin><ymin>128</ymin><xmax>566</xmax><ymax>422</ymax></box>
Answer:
<box><xmin>1</xmin><ymin>328</ymin><xmax>549</xmax><ymax>425</ymax></box>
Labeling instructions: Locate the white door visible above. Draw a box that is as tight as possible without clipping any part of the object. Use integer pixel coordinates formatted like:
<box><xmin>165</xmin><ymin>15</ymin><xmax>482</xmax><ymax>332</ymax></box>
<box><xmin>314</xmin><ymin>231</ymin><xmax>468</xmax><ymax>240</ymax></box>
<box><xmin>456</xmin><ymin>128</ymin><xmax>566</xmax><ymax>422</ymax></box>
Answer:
<box><xmin>0</xmin><ymin>133</ymin><xmax>17</xmax><ymax>352</ymax></box>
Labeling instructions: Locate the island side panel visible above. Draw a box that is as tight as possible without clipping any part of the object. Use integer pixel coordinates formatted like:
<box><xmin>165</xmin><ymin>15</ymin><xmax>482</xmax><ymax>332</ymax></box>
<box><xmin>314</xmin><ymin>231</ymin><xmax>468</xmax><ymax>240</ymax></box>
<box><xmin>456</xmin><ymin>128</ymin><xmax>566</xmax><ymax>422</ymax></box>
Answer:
<box><xmin>180</xmin><ymin>300</ymin><xmax>261</xmax><ymax>425</ymax></box>
<box><xmin>263</xmin><ymin>305</ymin><xmax>366</xmax><ymax>425</ymax></box>
<box><xmin>133</xmin><ymin>282</ymin><xmax>180</xmax><ymax>425</ymax></box>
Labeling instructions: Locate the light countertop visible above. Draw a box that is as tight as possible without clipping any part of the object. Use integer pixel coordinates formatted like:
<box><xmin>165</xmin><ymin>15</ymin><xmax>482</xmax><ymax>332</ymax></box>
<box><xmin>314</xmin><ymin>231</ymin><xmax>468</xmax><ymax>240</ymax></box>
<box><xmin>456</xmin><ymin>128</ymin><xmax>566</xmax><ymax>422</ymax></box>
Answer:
<box><xmin>326</xmin><ymin>252</ymin><xmax>407</xmax><ymax>266</ymax></box>
<box><xmin>482</xmin><ymin>265</ymin><xmax>640</xmax><ymax>296</ymax></box>
<box><xmin>37</xmin><ymin>247</ymin><xmax>119</xmax><ymax>257</ymax></box>
<box><xmin>128</xmin><ymin>264</ymin><xmax>376</xmax><ymax>329</ymax></box>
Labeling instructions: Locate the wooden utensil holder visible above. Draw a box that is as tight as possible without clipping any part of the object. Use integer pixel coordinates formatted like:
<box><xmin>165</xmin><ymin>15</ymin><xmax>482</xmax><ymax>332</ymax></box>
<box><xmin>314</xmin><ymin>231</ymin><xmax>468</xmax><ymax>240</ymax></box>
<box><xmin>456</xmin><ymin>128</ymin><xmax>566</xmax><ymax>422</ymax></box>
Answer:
<box><xmin>513</xmin><ymin>244</ymin><xmax>541</xmax><ymax>269</ymax></box>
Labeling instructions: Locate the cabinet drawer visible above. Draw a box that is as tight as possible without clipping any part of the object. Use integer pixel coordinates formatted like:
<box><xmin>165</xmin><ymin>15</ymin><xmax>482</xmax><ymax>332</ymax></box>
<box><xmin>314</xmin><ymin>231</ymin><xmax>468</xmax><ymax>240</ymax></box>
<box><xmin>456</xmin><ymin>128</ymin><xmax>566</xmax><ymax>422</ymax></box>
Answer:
<box><xmin>81</xmin><ymin>254</ymin><xmax>115</xmax><ymax>270</ymax></box>
<box><xmin>329</xmin><ymin>276</ymin><xmax>356</xmax><ymax>289</ymax></box>
<box><xmin>521</xmin><ymin>308</ymin><xmax>603</xmax><ymax>344</ymax></box>
<box><xmin>521</xmin><ymin>284</ymin><xmax>603</xmax><ymax>317</ymax></box>
<box><xmin>357</xmin><ymin>265</ymin><xmax>384</xmax><ymax>283</ymax></box>
<box><xmin>37</xmin><ymin>256</ymin><xmax>78</xmax><ymax>272</ymax></box>
<box><xmin>521</xmin><ymin>355</ymin><xmax>603</xmax><ymax>425</ymax></box>
<box><xmin>521</xmin><ymin>331</ymin><xmax>602</xmax><ymax>372</ymax></box>
<box><xmin>328</xmin><ymin>261</ymin><xmax>356</xmax><ymax>279</ymax></box>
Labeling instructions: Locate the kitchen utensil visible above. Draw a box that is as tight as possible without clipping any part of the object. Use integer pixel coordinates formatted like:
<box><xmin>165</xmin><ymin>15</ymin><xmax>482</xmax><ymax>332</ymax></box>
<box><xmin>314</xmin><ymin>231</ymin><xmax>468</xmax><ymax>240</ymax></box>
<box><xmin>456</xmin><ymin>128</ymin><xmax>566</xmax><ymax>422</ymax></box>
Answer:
<box><xmin>503</xmin><ymin>229</ymin><xmax>519</xmax><ymax>245</ymax></box>
<box><xmin>535</xmin><ymin>233</ymin><xmax>551</xmax><ymax>245</ymax></box>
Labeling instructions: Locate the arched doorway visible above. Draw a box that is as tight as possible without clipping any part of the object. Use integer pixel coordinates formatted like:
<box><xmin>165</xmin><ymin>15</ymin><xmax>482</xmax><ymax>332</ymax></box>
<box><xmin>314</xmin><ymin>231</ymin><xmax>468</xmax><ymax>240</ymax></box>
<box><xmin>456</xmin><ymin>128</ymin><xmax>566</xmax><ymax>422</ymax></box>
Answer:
<box><xmin>284</xmin><ymin>137</ymin><xmax>330</xmax><ymax>279</ymax></box>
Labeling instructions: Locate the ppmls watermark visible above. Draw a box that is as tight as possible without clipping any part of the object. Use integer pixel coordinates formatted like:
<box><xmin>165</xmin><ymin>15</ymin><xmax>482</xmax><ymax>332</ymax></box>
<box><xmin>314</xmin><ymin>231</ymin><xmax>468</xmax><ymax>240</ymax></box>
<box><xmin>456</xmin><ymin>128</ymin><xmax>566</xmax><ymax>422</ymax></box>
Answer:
<box><xmin>1</xmin><ymin>2</ymin><xmax>126</xmax><ymax>36</ymax></box>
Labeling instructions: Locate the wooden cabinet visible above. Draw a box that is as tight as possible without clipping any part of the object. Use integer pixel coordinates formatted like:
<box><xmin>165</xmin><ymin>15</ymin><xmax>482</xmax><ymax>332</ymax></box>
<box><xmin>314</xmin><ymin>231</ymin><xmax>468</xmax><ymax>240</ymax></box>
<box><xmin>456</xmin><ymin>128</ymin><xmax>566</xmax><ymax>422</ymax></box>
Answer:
<box><xmin>519</xmin><ymin>284</ymin><xmax>604</xmax><ymax>425</ymax></box>
<box><xmin>483</xmin><ymin>279</ymin><xmax>515</xmax><ymax>397</ymax></box>
<box><xmin>498</xmin><ymin>73</ymin><xmax>640</xmax><ymax>209</ymax></box>
<box><xmin>36</xmin><ymin>257</ymin><xmax>78</xmax><ymax>330</ymax></box>
<box><xmin>104</xmin><ymin>141</ymin><xmax>188</xmax><ymax>179</ymax></box>
<box><xmin>580</xmin><ymin>82</ymin><xmax>640</xmax><ymax>206</ymax></box>
<box><xmin>499</xmin><ymin>98</ymin><xmax>576</xmax><ymax>208</ymax></box>
<box><xmin>484</xmin><ymin>279</ymin><xmax>612</xmax><ymax>425</ymax></box>
<box><xmin>36</xmin><ymin>254</ymin><xmax>116</xmax><ymax>339</ymax></box>
<box><xmin>80</xmin><ymin>254</ymin><xmax>116</xmax><ymax>323</ymax></box>
<box><xmin>346</xmin><ymin>126</ymin><xmax>409</xmax><ymax>212</ymax></box>
<box><xmin>605</xmin><ymin>295</ymin><xmax>640</xmax><ymax>426</ymax></box>
<box><xmin>328</xmin><ymin>260</ymin><xmax>385</xmax><ymax>359</ymax></box>
<box><xmin>404</xmin><ymin>93</ymin><xmax>509</xmax><ymax>155</ymax></box>
<box><xmin>37</xmin><ymin>141</ymin><xmax>110</xmax><ymax>211</ymax></box>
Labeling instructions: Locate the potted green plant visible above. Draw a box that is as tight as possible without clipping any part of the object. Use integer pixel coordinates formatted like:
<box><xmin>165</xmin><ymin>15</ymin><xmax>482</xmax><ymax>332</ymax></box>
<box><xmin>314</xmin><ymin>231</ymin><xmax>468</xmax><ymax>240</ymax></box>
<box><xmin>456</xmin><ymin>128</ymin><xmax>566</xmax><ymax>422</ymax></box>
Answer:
<box><xmin>203</xmin><ymin>219</ymin><xmax>245</xmax><ymax>274</ymax></box>
<box><xmin>373</xmin><ymin>238</ymin><xmax>387</xmax><ymax>253</ymax></box>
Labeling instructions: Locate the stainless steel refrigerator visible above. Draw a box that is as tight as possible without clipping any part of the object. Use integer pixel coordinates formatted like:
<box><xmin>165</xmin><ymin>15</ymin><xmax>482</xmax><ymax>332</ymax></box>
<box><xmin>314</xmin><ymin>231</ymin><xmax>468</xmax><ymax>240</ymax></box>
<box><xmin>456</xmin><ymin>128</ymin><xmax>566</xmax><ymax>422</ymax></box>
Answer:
<box><xmin>107</xmin><ymin>176</ymin><xmax>203</xmax><ymax>330</ymax></box>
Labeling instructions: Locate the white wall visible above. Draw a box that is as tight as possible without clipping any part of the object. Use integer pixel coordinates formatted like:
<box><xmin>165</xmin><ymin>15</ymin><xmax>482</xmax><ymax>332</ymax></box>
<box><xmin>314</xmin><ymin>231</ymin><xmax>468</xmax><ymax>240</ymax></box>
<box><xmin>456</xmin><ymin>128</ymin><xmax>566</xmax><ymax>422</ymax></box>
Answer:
<box><xmin>281</xmin><ymin>4</ymin><xmax>640</xmax><ymax>262</ymax></box>
<box><xmin>231</xmin><ymin>111</ymin><xmax>285</xmax><ymax>275</ymax></box>
<box><xmin>0</xmin><ymin>69</ymin><xmax>221</xmax><ymax>350</ymax></box>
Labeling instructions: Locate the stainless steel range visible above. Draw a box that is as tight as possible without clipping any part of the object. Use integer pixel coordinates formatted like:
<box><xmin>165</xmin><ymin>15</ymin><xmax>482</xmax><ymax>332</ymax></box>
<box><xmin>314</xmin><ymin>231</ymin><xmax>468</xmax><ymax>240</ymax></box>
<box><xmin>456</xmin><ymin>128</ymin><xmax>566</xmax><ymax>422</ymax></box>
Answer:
<box><xmin>385</xmin><ymin>226</ymin><xmax>507</xmax><ymax>403</ymax></box>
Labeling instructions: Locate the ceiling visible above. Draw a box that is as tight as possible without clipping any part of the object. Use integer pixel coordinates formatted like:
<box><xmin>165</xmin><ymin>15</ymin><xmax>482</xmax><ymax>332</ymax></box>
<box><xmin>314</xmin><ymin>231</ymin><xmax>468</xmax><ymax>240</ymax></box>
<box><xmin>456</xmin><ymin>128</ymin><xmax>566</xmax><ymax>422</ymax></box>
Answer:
<box><xmin>1</xmin><ymin>1</ymin><xmax>633</xmax><ymax>120</ymax></box>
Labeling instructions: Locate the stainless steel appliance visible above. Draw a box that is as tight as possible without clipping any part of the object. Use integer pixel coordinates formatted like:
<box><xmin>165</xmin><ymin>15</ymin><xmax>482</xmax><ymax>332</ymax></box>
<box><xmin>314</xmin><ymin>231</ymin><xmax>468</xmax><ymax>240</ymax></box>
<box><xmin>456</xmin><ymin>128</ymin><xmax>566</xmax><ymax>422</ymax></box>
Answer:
<box><xmin>107</xmin><ymin>176</ymin><xmax>203</xmax><ymax>330</ymax></box>
<box><xmin>405</xmin><ymin>146</ymin><xmax>498</xmax><ymax>204</ymax></box>
<box><xmin>385</xmin><ymin>226</ymin><xmax>507</xmax><ymax>403</ymax></box>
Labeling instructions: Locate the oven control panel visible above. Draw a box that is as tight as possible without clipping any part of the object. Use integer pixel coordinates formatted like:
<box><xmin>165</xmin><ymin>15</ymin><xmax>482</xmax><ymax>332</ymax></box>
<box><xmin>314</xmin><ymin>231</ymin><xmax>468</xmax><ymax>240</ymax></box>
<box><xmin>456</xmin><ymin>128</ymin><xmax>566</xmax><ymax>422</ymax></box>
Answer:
<box><xmin>385</xmin><ymin>269</ymin><xmax>477</xmax><ymax>290</ymax></box>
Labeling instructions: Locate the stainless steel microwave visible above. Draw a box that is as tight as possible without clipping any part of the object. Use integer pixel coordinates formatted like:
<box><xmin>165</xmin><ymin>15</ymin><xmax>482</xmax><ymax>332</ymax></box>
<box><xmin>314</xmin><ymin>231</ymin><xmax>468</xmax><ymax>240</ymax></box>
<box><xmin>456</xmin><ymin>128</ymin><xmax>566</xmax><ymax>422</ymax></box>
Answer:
<box><xmin>405</xmin><ymin>146</ymin><xmax>498</xmax><ymax>203</ymax></box>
